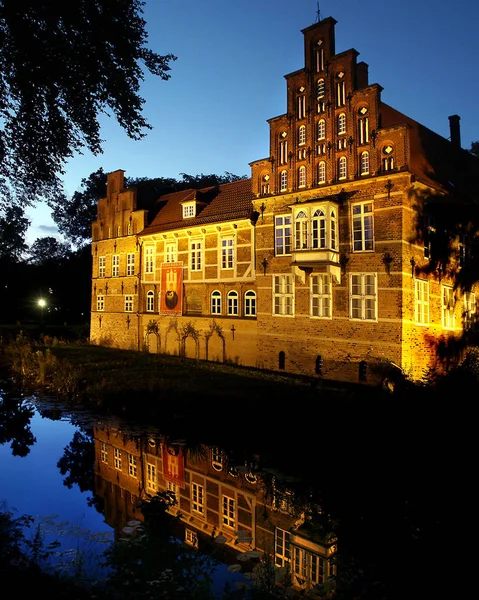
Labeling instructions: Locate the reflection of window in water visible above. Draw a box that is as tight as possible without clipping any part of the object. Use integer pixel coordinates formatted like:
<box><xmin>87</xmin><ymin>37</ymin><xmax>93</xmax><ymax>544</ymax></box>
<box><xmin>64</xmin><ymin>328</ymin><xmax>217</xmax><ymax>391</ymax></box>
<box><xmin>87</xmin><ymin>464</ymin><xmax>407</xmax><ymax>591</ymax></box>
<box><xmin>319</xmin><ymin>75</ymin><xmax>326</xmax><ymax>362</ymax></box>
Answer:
<box><xmin>275</xmin><ymin>528</ymin><xmax>291</xmax><ymax>567</ymax></box>
<box><xmin>185</xmin><ymin>529</ymin><xmax>198</xmax><ymax>548</ymax></box>
<box><xmin>192</xmin><ymin>482</ymin><xmax>204</xmax><ymax>514</ymax></box>
<box><xmin>272</xmin><ymin>479</ymin><xmax>294</xmax><ymax>514</ymax></box>
<box><xmin>147</xmin><ymin>463</ymin><xmax>157</xmax><ymax>491</ymax></box>
<box><xmin>114</xmin><ymin>448</ymin><xmax>122</xmax><ymax>470</ymax></box>
<box><xmin>167</xmin><ymin>453</ymin><xmax>179</xmax><ymax>477</ymax></box>
<box><xmin>167</xmin><ymin>481</ymin><xmax>178</xmax><ymax>503</ymax></box>
<box><xmin>128</xmin><ymin>454</ymin><xmax>137</xmax><ymax>477</ymax></box>
<box><xmin>100</xmin><ymin>442</ymin><xmax>108</xmax><ymax>463</ymax></box>
<box><xmin>293</xmin><ymin>547</ymin><xmax>328</xmax><ymax>587</ymax></box>
<box><xmin>211</xmin><ymin>447</ymin><xmax>224</xmax><ymax>471</ymax></box>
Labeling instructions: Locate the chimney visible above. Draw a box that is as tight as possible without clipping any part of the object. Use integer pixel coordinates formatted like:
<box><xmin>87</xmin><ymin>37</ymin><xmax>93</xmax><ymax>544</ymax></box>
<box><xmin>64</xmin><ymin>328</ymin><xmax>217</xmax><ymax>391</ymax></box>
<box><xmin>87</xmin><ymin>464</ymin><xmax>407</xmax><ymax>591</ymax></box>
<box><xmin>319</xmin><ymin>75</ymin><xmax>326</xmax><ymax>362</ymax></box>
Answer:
<box><xmin>448</xmin><ymin>114</ymin><xmax>461</xmax><ymax>148</ymax></box>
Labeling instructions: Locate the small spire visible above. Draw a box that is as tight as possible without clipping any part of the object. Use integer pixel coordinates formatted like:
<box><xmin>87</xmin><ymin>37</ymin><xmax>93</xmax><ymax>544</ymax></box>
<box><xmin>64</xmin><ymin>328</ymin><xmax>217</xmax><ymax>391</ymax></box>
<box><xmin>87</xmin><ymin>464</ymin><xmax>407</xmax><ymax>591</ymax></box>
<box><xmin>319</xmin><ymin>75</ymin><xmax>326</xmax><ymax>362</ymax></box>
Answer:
<box><xmin>316</xmin><ymin>1</ymin><xmax>321</xmax><ymax>23</ymax></box>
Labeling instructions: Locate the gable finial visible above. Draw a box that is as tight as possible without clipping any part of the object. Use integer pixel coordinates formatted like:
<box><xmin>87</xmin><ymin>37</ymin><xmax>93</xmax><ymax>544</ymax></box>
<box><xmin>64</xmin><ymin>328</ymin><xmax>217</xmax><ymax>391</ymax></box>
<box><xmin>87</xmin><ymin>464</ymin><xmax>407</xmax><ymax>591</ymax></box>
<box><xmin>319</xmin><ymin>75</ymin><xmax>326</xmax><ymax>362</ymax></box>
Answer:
<box><xmin>316</xmin><ymin>1</ymin><xmax>321</xmax><ymax>23</ymax></box>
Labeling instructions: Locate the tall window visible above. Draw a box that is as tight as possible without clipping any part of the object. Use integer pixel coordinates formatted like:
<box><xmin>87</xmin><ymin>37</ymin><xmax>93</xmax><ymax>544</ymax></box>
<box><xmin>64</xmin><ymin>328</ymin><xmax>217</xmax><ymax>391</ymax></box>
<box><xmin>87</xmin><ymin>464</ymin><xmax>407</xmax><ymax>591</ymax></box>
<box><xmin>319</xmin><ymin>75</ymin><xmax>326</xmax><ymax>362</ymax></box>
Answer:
<box><xmin>298</xmin><ymin>166</ymin><xmax>306</xmax><ymax>188</ymax></box>
<box><xmin>297</xmin><ymin>95</ymin><xmax>306</xmax><ymax>119</ymax></box>
<box><xmin>145</xmin><ymin>247</ymin><xmax>154</xmax><ymax>273</ymax></box>
<box><xmin>337</xmin><ymin>113</ymin><xmax>346</xmax><ymax>135</ymax></box>
<box><xmin>127</xmin><ymin>253</ymin><xmax>135</xmax><ymax>275</ymax></box>
<box><xmin>275</xmin><ymin>528</ymin><xmax>291</xmax><ymax>567</ymax></box>
<box><xmin>338</xmin><ymin>156</ymin><xmax>347</xmax><ymax>180</ymax></box>
<box><xmin>311</xmin><ymin>274</ymin><xmax>332</xmax><ymax>318</ymax></box>
<box><xmin>316</xmin><ymin>45</ymin><xmax>325</xmax><ymax>72</ymax></box>
<box><xmin>146</xmin><ymin>290</ymin><xmax>154</xmax><ymax>312</ymax></box>
<box><xmin>211</xmin><ymin>447</ymin><xmax>224</xmax><ymax>470</ymax></box>
<box><xmin>190</xmin><ymin>240</ymin><xmax>202</xmax><ymax>271</ymax></box>
<box><xmin>275</xmin><ymin>215</ymin><xmax>292</xmax><ymax>255</ymax></box>
<box><xmin>318</xmin><ymin>161</ymin><xmax>326</xmax><ymax>184</ymax></box>
<box><xmin>244</xmin><ymin>291</ymin><xmax>256</xmax><ymax>316</ymax></box>
<box><xmin>350</xmin><ymin>273</ymin><xmax>377</xmax><ymax>321</ymax></box>
<box><xmin>279</xmin><ymin>140</ymin><xmax>288</xmax><ymax>165</ymax></box>
<box><xmin>442</xmin><ymin>286</ymin><xmax>455</xmax><ymax>329</ymax></box>
<box><xmin>280</xmin><ymin>170</ymin><xmax>288</xmax><ymax>192</ymax></box>
<box><xmin>125</xmin><ymin>295</ymin><xmax>134</xmax><ymax>312</ymax></box>
<box><xmin>336</xmin><ymin>80</ymin><xmax>345</xmax><ymax>107</ymax></box>
<box><xmin>97</xmin><ymin>295</ymin><xmax>104</xmax><ymax>311</ymax></box>
<box><xmin>294</xmin><ymin>205</ymin><xmax>337</xmax><ymax>251</ymax></box>
<box><xmin>211</xmin><ymin>290</ymin><xmax>221</xmax><ymax>315</ymax></box>
<box><xmin>273</xmin><ymin>275</ymin><xmax>294</xmax><ymax>316</ymax></box>
<box><xmin>221</xmin><ymin>237</ymin><xmax>234</xmax><ymax>269</ymax></box>
<box><xmin>165</xmin><ymin>242</ymin><xmax>177</xmax><ymax>263</ymax></box>
<box><xmin>415</xmin><ymin>279</ymin><xmax>429</xmax><ymax>325</ymax></box>
<box><xmin>114</xmin><ymin>448</ymin><xmax>122</xmax><ymax>470</ymax></box>
<box><xmin>192</xmin><ymin>483</ymin><xmax>204</xmax><ymax>514</ymax></box>
<box><xmin>227</xmin><ymin>291</ymin><xmax>239</xmax><ymax>316</ymax></box>
<box><xmin>317</xmin><ymin>119</ymin><xmax>326</xmax><ymax>140</ymax></box>
<box><xmin>295</xmin><ymin>210</ymin><xmax>308</xmax><ymax>250</ymax></box>
<box><xmin>358</xmin><ymin>116</ymin><xmax>369</xmax><ymax>144</ymax></box>
<box><xmin>352</xmin><ymin>202</ymin><xmax>374</xmax><ymax>251</ymax></box>
<box><xmin>128</xmin><ymin>455</ymin><xmax>137</xmax><ymax>477</ymax></box>
<box><xmin>316</xmin><ymin>78</ymin><xmax>325</xmax><ymax>98</ymax></box>
<box><xmin>360</xmin><ymin>151</ymin><xmax>370</xmax><ymax>176</ymax></box>
<box><xmin>222</xmin><ymin>496</ymin><xmax>235</xmax><ymax>528</ymax></box>
<box><xmin>298</xmin><ymin>125</ymin><xmax>306</xmax><ymax>146</ymax></box>
<box><xmin>112</xmin><ymin>254</ymin><xmax>120</xmax><ymax>277</ymax></box>
<box><xmin>463</xmin><ymin>292</ymin><xmax>476</xmax><ymax>330</ymax></box>
<box><xmin>98</xmin><ymin>256</ymin><xmax>106</xmax><ymax>277</ymax></box>
<box><xmin>146</xmin><ymin>463</ymin><xmax>157</xmax><ymax>491</ymax></box>
<box><xmin>382</xmin><ymin>145</ymin><xmax>394</xmax><ymax>171</ymax></box>
<box><xmin>100</xmin><ymin>442</ymin><xmax>108</xmax><ymax>464</ymax></box>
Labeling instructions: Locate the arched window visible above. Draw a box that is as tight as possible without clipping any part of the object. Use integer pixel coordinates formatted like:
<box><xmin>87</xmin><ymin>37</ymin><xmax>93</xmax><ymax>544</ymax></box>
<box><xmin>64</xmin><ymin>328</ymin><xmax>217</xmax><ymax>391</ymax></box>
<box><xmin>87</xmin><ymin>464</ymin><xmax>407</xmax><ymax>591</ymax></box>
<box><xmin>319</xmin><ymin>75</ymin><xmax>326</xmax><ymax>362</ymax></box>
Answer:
<box><xmin>360</xmin><ymin>151</ymin><xmax>370</xmax><ymax>175</ymax></box>
<box><xmin>244</xmin><ymin>291</ymin><xmax>256</xmax><ymax>316</ymax></box>
<box><xmin>280</xmin><ymin>170</ymin><xmax>288</xmax><ymax>192</ymax></box>
<box><xmin>358</xmin><ymin>115</ymin><xmax>369</xmax><ymax>144</ymax></box>
<box><xmin>382</xmin><ymin>145</ymin><xmax>395</xmax><ymax>171</ymax></box>
<box><xmin>211</xmin><ymin>290</ymin><xmax>221</xmax><ymax>315</ymax></box>
<box><xmin>317</xmin><ymin>119</ymin><xmax>326</xmax><ymax>140</ymax></box>
<box><xmin>227</xmin><ymin>290</ymin><xmax>238</xmax><ymax>316</ymax></box>
<box><xmin>311</xmin><ymin>209</ymin><xmax>326</xmax><ymax>249</ymax></box>
<box><xmin>337</xmin><ymin>113</ymin><xmax>346</xmax><ymax>135</ymax></box>
<box><xmin>318</xmin><ymin>161</ymin><xmax>326</xmax><ymax>184</ymax></box>
<box><xmin>146</xmin><ymin>290</ymin><xmax>154</xmax><ymax>312</ymax></box>
<box><xmin>295</xmin><ymin>210</ymin><xmax>309</xmax><ymax>250</ymax></box>
<box><xmin>338</xmin><ymin>156</ymin><xmax>347</xmax><ymax>180</ymax></box>
<box><xmin>330</xmin><ymin>209</ymin><xmax>337</xmax><ymax>250</ymax></box>
<box><xmin>298</xmin><ymin>125</ymin><xmax>306</xmax><ymax>146</ymax></box>
<box><xmin>117</xmin><ymin>225</ymin><xmax>121</xmax><ymax>237</ymax></box>
<box><xmin>298</xmin><ymin>165</ymin><xmax>306</xmax><ymax>188</ymax></box>
<box><xmin>316</xmin><ymin>78</ymin><xmax>325</xmax><ymax>98</ymax></box>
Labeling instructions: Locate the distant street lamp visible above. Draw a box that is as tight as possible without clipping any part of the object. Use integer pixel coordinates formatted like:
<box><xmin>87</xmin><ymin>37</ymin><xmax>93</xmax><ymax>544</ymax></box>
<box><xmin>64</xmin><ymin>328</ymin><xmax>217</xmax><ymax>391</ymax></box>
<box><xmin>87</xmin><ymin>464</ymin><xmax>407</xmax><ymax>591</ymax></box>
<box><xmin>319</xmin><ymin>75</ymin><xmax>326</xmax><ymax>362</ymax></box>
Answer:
<box><xmin>38</xmin><ymin>298</ymin><xmax>46</xmax><ymax>324</ymax></box>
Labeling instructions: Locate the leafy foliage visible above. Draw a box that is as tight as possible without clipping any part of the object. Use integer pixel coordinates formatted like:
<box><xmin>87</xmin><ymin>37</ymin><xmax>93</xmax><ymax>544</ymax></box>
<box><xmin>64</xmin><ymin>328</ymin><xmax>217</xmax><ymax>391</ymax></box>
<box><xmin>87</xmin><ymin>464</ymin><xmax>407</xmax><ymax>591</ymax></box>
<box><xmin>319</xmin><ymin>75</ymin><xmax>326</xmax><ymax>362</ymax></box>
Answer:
<box><xmin>0</xmin><ymin>1</ymin><xmax>176</xmax><ymax>198</ymax></box>
<box><xmin>0</xmin><ymin>205</ymin><xmax>30</xmax><ymax>261</ymax></box>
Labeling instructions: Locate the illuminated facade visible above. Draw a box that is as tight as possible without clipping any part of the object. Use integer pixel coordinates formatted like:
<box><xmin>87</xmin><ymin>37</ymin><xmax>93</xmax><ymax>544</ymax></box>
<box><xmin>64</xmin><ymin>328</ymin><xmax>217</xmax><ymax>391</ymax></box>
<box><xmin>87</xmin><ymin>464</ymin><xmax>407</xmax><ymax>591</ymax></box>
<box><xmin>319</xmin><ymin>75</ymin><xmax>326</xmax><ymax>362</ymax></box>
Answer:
<box><xmin>90</xmin><ymin>15</ymin><xmax>477</xmax><ymax>383</ymax></box>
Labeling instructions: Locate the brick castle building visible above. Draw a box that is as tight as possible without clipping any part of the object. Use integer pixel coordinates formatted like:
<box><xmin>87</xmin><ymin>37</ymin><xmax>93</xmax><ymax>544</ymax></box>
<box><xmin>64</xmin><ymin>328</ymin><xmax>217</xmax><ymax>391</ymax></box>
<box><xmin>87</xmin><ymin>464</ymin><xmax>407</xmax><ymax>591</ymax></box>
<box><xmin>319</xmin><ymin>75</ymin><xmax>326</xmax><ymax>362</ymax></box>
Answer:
<box><xmin>90</xmin><ymin>15</ymin><xmax>478</xmax><ymax>385</ymax></box>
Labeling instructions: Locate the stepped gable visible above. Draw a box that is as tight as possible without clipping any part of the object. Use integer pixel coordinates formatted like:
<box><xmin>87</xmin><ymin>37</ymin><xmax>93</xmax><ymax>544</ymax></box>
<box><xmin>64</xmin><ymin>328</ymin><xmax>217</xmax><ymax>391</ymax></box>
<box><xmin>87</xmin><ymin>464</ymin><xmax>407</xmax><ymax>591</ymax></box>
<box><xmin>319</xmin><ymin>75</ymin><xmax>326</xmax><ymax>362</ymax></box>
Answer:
<box><xmin>139</xmin><ymin>178</ymin><xmax>254</xmax><ymax>235</ymax></box>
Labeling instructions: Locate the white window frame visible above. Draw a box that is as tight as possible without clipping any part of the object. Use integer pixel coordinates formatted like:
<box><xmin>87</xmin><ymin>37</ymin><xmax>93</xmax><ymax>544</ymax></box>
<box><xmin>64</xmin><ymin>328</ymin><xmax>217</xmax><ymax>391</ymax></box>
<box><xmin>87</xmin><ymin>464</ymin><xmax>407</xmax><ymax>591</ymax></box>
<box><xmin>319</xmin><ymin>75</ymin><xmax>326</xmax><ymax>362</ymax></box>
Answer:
<box><xmin>358</xmin><ymin>116</ymin><xmax>369</xmax><ymax>144</ymax></box>
<box><xmin>146</xmin><ymin>290</ymin><xmax>154</xmax><ymax>312</ymax></box>
<box><xmin>311</xmin><ymin>274</ymin><xmax>332</xmax><ymax>318</ymax></box>
<box><xmin>337</xmin><ymin>113</ymin><xmax>346</xmax><ymax>135</ymax></box>
<box><xmin>227</xmin><ymin>290</ymin><xmax>239</xmax><ymax>316</ymax></box>
<box><xmin>185</xmin><ymin>529</ymin><xmax>198</xmax><ymax>548</ymax></box>
<box><xmin>124</xmin><ymin>295</ymin><xmax>134</xmax><ymax>312</ymax></box>
<box><xmin>298</xmin><ymin>125</ymin><xmax>306</xmax><ymax>146</ymax></box>
<box><xmin>192</xmin><ymin>482</ymin><xmax>205</xmax><ymax>515</ymax></box>
<box><xmin>222</xmin><ymin>496</ymin><xmax>236</xmax><ymax>529</ymax></box>
<box><xmin>144</xmin><ymin>246</ymin><xmax>154</xmax><ymax>273</ymax></box>
<box><xmin>275</xmin><ymin>528</ymin><xmax>291</xmax><ymax>567</ymax></box>
<box><xmin>336</xmin><ymin>80</ymin><xmax>346</xmax><ymax>107</ymax></box>
<box><xmin>298</xmin><ymin>165</ymin><xmax>306</xmax><ymax>188</ymax></box>
<box><xmin>114</xmin><ymin>448</ymin><xmax>122</xmax><ymax>470</ymax></box>
<box><xmin>275</xmin><ymin>215</ymin><xmax>292</xmax><ymax>256</ymax></box>
<box><xmin>244</xmin><ymin>291</ymin><xmax>256</xmax><ymax>317</ymax></box>
<box><xmin>350</xmin><ymin>273</ymin><xmax>377</xmax><ymax>321</ymax></box>
<box><xmin>146</xmin><ymin>463</ymin><xmax>157</xmax><ymax>492</ymax></box>
<box><xmin>316</xmin><ymin>78</ymin><xmax>325</xmax><ymax>98</ymax></box>
<box><xmin>273</xmin><ymin>274</ymin><xmax>294</xmax><ymax>316</ymax></box>
<box><xmin>97</xmin><ymin>294</ymin><xmax>104</xmax><ymax>311</ymax></box>
<box><xmin>280</xmin><ymin>170</ymin><xmax>288</xmax><ymax>192</ymax></box>
<box><xmin>352</xmin><ymin>202</ymin><xmax>374</xmax><ymax>251</ymax></box>
<box><xmin>279</xmin><ymin>140</ymin><xmax>288</xmax><ymax>165</ymax></box>
<box><xmin>442</xmin><ymin>285</ymin><xmax>455</xmax><ymax>329</ymax></box>
<box><xmin>128</xmin><ymin>454</ymin><xmax>137</xmax><ymax>477</ymax></box>
<box><xmin>167</xmin><ymin>481</ymin><xmax>178</xmax><ymax>503</ymax></box>
<box><xmin>112</xmin><ymin>254</ymin><xmax>120</xmax><ymax>277</ymax></box>
<box><xmin>190</xmin><ymin>239</ymin><xmax>202</xmax><ymax>271</ymax></box>
<box><xmin>338</xmin><ymin>156</ymin><xmax>347</xmax><ymax>180</ymax></box>
<box><xmin>98</xmin><ymin>256</ymin><xmax>106</xmax><ymax>277</ymax></box>
<box><xmin>182</xmin><ymin>203</ymin><xmax>195</xmax><ymax>218</ymax></box>
<box><xmin>360</xmin><ymin>151</ymin><xmax>370</xmax><ymax>176</ymax></box>
<box><xmin>415</xmin><ymin>279</ymin><xmax>429</xmax><ymax>325</ymax></box>
<box><xmin>211</xmin><ymin>290</ymin><xmax>222</xmax><ymax>315</ymax></box>
<box><xmin>127</xmin><ymin>252</ymin><xmax>135</xmax><ymax>276</ymax></box>
<box><xmin>318</xmin><ymin>161</ymin><xmax>326</xmax><ymax>184</ymax></box>
<box><xmin>211</xmin><ymin>447</ymin><xmax>224</xmax><ymax>470</ymax></box>
<box><xmin>100</xmin><ymin>441</ymin><xmax>108</xmax><ymax>464</ymax></box>
<box><xmin>317</xmin><ymin>119</ymin><xmax>326</xmax><ymax>140</ymax></box>
<box><xmin>221</xmin><ymin>237</ymin><xmax>234</xmax><ymax>270</ymax></box>
<box><xmin>165</xmin><ymin>242</ymin><xmax>177</xmax><ymax>263</ymax></box>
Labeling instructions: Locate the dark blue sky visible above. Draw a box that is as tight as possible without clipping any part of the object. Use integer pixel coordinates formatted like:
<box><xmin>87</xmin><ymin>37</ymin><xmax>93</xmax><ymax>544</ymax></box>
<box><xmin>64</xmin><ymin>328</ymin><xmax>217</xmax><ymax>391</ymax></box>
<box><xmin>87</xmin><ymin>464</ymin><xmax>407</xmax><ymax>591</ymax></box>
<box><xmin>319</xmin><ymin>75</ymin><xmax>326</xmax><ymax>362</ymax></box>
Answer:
<box><xmin>27</xmin><ymin>0</ymin><xmax>479</xmax><ymax>243</ymax></box>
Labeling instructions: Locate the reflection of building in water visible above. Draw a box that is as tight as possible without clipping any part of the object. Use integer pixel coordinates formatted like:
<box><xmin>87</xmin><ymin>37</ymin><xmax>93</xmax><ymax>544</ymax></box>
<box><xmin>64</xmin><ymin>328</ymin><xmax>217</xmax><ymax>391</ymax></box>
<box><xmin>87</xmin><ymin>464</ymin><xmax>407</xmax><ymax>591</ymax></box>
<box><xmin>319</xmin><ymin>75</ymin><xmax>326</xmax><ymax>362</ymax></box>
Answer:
<box><xmin>94</xmin><ymin>426</ymin><xmax>336</xmax><ymax>596</ymax></box>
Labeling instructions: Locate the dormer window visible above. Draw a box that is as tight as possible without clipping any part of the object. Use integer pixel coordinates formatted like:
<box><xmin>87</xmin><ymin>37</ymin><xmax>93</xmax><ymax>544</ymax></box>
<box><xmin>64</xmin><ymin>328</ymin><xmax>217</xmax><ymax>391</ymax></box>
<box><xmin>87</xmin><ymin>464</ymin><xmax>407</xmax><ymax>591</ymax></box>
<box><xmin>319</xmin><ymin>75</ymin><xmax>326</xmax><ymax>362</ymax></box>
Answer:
<box><xmin>182</xmin><ymin>203</ymin><xmax>196</xmax><ymax>219</ymax></box>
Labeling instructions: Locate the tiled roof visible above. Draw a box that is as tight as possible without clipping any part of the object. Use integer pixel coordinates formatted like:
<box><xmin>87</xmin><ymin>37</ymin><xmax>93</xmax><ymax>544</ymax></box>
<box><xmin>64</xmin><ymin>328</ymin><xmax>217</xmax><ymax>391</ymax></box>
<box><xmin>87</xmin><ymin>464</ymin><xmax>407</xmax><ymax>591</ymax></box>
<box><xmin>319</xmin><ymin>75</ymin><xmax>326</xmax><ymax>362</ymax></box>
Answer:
<box><xmin>139</xmin><ymin>178</ymin><xmax>255</xmax><ymax>236</ymax></box>
<box><xmin>381</xmin><ymin>103</ymin><xmax>476</xmax><ymax>192</ymax></box>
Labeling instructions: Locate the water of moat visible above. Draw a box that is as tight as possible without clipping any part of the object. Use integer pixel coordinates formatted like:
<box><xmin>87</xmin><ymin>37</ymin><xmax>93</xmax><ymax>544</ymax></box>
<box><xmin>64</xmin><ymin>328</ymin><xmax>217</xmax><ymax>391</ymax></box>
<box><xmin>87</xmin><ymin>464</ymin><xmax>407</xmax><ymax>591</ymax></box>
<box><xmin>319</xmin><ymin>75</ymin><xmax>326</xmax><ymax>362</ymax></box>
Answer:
<box><xmin>0</xmin><ymin>382</ymin><xmax>467</xmax><ymax>599</ymax></box>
